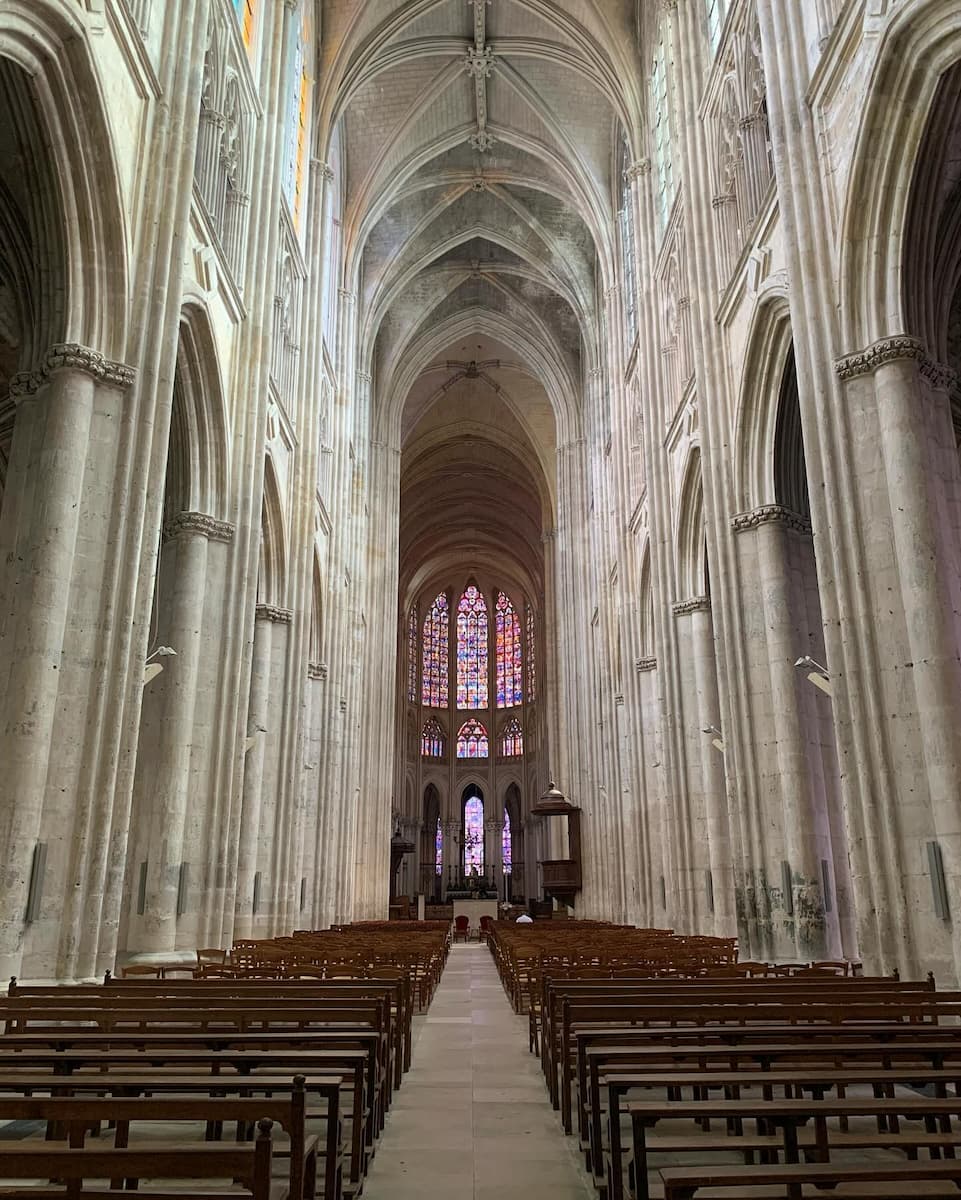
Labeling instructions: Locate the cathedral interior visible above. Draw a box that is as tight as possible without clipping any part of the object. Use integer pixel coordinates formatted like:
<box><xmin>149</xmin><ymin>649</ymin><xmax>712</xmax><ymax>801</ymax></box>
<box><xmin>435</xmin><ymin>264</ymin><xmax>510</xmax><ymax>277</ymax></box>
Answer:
<box><xmin>0</xmin><ymin>0</ymin><xmax>959</xmax><ymax>994</ymax></box>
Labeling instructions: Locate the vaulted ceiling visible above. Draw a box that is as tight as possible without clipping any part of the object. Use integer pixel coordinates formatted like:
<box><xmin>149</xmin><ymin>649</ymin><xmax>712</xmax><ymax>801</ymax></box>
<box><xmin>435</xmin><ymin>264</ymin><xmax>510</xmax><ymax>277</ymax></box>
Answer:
<box><xmin>317</xmin><ymin>0</ymin><xmax>642</xmax><ymax>608</ymax></box>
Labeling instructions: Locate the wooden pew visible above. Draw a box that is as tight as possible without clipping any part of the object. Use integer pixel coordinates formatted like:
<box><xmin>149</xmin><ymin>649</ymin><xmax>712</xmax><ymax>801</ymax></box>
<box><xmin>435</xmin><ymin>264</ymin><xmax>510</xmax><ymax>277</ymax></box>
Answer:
<box><xmin>0</xmin><ymin>1114</ymin><xmax>282</xmax><ymax>1199</ymax></box>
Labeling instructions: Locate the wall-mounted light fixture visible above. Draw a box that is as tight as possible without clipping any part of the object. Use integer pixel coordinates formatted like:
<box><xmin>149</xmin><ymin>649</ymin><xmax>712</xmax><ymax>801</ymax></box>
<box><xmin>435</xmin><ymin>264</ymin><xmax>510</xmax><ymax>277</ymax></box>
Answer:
<box><xmin>795</xmin><ymin>655</ymin><xmax>833</xmax><ymax>696</ymax></box>
<box><xmin>701</xmin><ymin>725</ymin><xmax>725</xmax><ymax>754</ymax></box>
<box><xmin>144</xmin><ymin>645</ymin><xmax>177</xmax><ymax>685</ymax></box>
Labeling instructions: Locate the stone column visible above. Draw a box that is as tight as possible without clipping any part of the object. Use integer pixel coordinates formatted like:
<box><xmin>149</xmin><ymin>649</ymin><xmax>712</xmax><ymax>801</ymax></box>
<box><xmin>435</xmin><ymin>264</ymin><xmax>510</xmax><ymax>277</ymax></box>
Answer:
<box><xmin>232</xmin><ymin>608</ymin><xmax>273</xmax><ymax>939</ymax></box>
<box><xmin>0</xmin><ymin>347</ymin><xmax>134</xmax><ymax>978</ymax></box>
<box><xmin>132</xmin><ymin>514</ymin><xmax>228</xmax><ymax>957</ymax></box>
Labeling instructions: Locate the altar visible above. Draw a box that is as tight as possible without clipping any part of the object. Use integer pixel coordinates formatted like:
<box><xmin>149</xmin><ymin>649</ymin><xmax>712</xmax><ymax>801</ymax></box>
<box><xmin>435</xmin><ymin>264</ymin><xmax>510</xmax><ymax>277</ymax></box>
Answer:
<box><xmin>452</xmin><ymin>899</ymin><xmax>499</xmax><ymax>929</ymax></box>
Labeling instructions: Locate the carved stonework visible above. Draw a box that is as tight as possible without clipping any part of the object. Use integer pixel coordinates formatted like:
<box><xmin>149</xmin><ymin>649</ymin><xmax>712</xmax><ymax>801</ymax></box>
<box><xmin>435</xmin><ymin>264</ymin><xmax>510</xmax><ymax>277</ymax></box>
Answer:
<box><xmin>255</xmin><ymin>604</ymin><xmax>293</xmax><ymax>624</ymax></box>
<box><xmin>11</xmin><ymin>343</ymin><xmax>137</xmax><ymax>400</ymax></box>
<box><xmin>307</xmin><ymin>661</ymin><xmax>327</xmax><ymax>681</ymax></box>
<box><xmin>165</xmin><ymin>510</ymin><xmax>235</xmax><ymax>543</ymax></box>
<box><xmin>919</xmin><ymin>356</ymin><xmax>959</xmax><ymax>394</ymax></box>
<box><xmin>731</xmin><ymin>504</ymin><xmax>812</xmax><ymax>535</ymax></box>
<box><xmin>672</xmin><ymin>596</ymin><xmax>711</xmax><ymax>617</ymax></box>
<box><xmin>636</xmin><ymin>656</ymin><xmax>657</xmax><ymax>673</ymax></box>
<box><xmin>835</xmin><ymin>336</ymin><xmax>924</xmax><ymax>380</ymax></box>
<box><xmin>626</xmin><ymin>159</ymin><xmax>651</xmax><ymax>182</ymax></box>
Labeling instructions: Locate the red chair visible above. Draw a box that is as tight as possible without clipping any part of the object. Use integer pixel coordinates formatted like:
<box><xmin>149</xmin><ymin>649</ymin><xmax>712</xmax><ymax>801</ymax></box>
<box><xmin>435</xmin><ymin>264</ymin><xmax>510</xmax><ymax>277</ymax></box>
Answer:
<box><xmin>453</xmin><ymin>914</ymin><xmax>470</xmax><ymax>943</ymax></box>
<box><xmin>479</xmin><ymin>915</ymin><xmax>494</xmax><ymax>943</ymax></box>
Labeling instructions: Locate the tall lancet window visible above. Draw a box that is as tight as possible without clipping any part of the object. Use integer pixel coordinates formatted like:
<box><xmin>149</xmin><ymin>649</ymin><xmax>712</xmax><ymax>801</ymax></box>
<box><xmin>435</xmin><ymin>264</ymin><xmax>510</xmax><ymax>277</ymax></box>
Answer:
<box><xmin>422</xmin><ymin>592</ymin><xmax>449</xmax><ymax>707</ymax></box>
<box><xmin>495</xmin><ymin>591</ymin><xmax>522</xmax><ymax>708</ymax></box>
<box><xmin>407</xmin><ymin>606</ymin><xmax>418</xmax><ymax>702</ymax></box>
<box><xmin>456</xmin><ymin>584</ymin><xmax>488</xmax><ymax>708</ymax></box>
<box><xmin>705</xmin><ymin>0</ymin><xmax>728</xmax><ymax>53</ymax></box>
<box><xmin>281</xmin><ymin>0</ymin><xmax>314</xmax><ymax>232</ymax></box>
<box><xmin>456</xmin><ymin>719</ymin><xmax>489</xmax><ymax>759</ymax></box>
<box><xmin>464</xmin><ymin>792</ymin><xmax>484</xmax><ymax>874</ymax></box>
<box><xmin>526</xmin><ymin>603</ymin><xmax>536</xmax><ymax>702</ymax></box>
<box><xmin>502</xmin><ymin>810</ymin><xmax>513</xmax><ymax>874</ymax></box>
<box><xmin>652</xmin><ymin>19</ymin><xmax>678</xmax><ymax>234</ymax></box>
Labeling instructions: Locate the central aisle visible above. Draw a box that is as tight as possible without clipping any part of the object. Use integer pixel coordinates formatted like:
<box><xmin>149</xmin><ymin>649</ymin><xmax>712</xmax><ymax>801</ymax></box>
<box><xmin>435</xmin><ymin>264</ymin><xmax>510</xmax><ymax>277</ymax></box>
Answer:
<box><xmin>362</xmin><ymin>942</ymin><xmax>593</xmax><ymax>1200</ymax></box>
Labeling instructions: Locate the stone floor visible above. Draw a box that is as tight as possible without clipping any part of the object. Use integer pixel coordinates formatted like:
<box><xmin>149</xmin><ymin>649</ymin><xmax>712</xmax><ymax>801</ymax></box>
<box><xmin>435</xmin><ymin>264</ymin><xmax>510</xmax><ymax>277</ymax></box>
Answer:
<box><xmin>362</xmin><ymin>942</ymin><xmax>594</xmax><ymax>1200</ymax></box>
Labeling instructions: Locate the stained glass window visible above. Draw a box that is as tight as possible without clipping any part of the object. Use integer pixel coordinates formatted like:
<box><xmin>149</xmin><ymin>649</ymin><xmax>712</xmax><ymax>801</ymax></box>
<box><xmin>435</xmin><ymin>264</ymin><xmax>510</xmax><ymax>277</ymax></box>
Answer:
<box><xmin>500</xmin><ymin>717</ymin><xmax>523</xmax><ymax>757</ymax></box>
<box><xmin>281</xmin><ymin>2</ymin><xmax>313</xmax><ymax>232</ymax></box>
<box><xmin>456</xmin><ymin>585</ymin><xmax>488</xmax><ymax>708</ymax></box>
<box><xmin>456</xmin><ymin>719</ymin><xmax>489</xmax><ymax>759</ymax></box>
<box><xmin>422</xmin><ymin>592</ymin><xmax>449</xmax><ymax>707</ymax></box>
<box><xmin>464</xmin><ymin>793</ymin><xmax>484</xmax><ymax>874</ymax></box>
<box><xmin>526</xmin><ymin>603</ymin><xmax>536</xmax><ymax>702</ymax></box>
<box><xmin>233</xmin><ymin>0</ymin><xmax>258</xmax><ymax>54</ymax></box>
<box><xmin>652</xmin><ymin>22</ymin><xmax>677</xmax><ymax>234</ymax></box>
<box><xmin>435</xmin><ymin>817</ymin><xmax>443</xmax><ymax>875</ymax></box>
<box><xmin>421</xmin><ymin>718</ymin><xmax>445</xmax><ymax>758</ymax></box>
<box><xmin>495</xmin><ymin>592</ymin><xmax>522</xmax><ymax>708</ymax></box>
<box><xmin>502</xmin><ymin>810</ymin><xmax>512</xmax><ymax>874</ymax></box>
<box><xmin>705</xmin><ymin>0</ymin><xmax>727</xmax><ymax>53</ymax></box>
<box><xmin>407</xmin><ymin>606</ymin><xmax>418</xmax><ymax>703</ymax></box>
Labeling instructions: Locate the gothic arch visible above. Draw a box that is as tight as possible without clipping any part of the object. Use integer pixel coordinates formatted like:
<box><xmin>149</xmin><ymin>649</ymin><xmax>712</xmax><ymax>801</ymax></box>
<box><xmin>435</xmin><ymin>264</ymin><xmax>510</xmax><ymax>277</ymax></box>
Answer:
<box><xmin>258</xmin><ymin>455</ymin><xmax>288</xmax><ymax>608</ymax></box>
<box><xmin>838</xmin><ymin>0</ymin><xmax>961</xmax><ymax>351</ymax></box>
<box><xmin>0</xmin><ymin>1</ymin><xmax>128</xmax><ymax>360</ymax></box>
<box><xmin>309</xmin><ymin>552</ymin><xmax>323</xmax><ymax>664</ymax></box>
<box><xmin>638</xmin><ymin>540</ymin><xmax>655</xmax><ymax>659</ymax></box>
<box><xmin>733</xmin><ymin>290</ymin><xmax>794</xmax><ymax>512</ymax></box>
<box><xmin>674</xmin><ymin>448</ymin><xmax>706</xmax><ymax>600</ymax></box>
<box><xmin>168</xmin><ymin>305</ymin><xmax>230</xmax><ymax>523</ymax></box>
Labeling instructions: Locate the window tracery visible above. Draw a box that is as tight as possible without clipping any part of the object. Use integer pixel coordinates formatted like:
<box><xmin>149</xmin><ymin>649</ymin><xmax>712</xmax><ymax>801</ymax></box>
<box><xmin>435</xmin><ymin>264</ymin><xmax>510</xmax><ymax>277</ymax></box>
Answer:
<box><xmin>421</xmin><ymin>717</ymin><xmax>445</xmax><ymax>759</ymax></box>
<box><xmin>652</xmin><ymin>18</ymin><xmax>678</xmax><ymax>234</ymax></box>
<box><xmin>456</xmin><ymin>719</ymin><xmax>489</xmax><ymax>759</ymax></box>
<box><xmin>457</xmin><ymin>584</ymin><xmax>488</xmax><ymax>708</ymax></box>
<box><xmin>407</xmin><ymin>605</ymin><xmax>418</xmax><ymax>703</ymax></box>
<box><xmin>495</xmin><ymin>591</ymin><xmax>522</xmax><ymax>708</ymax></box>
<box><xmin>422</xmin><ymin>592</ymin><xmax>449</xmax><ymax>708</ymax></box>
<box><xmin>526</xmin><ymin>603</ymin><xmax>536</xmax><ymax>702</ymax></box>
<box><xmin>500</xmin><ymin>717</ymin><xmax>524</xmax><ymax>757</ymax></box>
<box><xmin>464</xmin><ymin>793</ymin><xmax>484</xmax><ymax>873</ymax></box>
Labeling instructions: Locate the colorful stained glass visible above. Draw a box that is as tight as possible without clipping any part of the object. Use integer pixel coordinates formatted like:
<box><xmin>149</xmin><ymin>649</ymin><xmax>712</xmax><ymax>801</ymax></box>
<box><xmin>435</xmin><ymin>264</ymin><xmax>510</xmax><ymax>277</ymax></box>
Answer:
<box><xmin>422</xmin><ymin>593</ymin><xmax>449</xmax><ymax>707</ymax></box>
<box><xmin>407</xmin><ymin>606</ymin><xmax>418</xmax><ymax>702</ymax></box>
<box><xmin>456</xmin><ymin>585</ymin><xmax>488</xmax><ymax>708</ymax></box>
<box><xmin>502</xmin><ymin>810</ymin><xmax>512</xmax><ymax>874</ymax></box>
<box><xmin>233</xmin><ymin>0</ymin><xmax>257</xmax><ymax>53</ymax></box>
<box><xmin>526</xmin><ymin>603</ymin><xmax>536</xmax><ymax>702</ymax></box>
<box><xmin>464</xmin><ymin>793</ymin><xmax>484</xmax><ymax>874</ymax></box>
<box><xmin>281</xmin><ymin>2</ymin><xmax>313</xmax><ymax>231</ymax></box>
<box><xmin>435</xmin><ymin>817</ymin><xmax>443</xmax><ymax>875</ymax></box>
<box><xmin>495</xmin><ymin>592</ymin><xmax>522</xmax><ymax>708</ymax></box>
<box><xmin>500</xmin><ymin>717</ymin><xmax>523</xmax><ymax>757</ymax></box>
<box><xmin>456</xmin><ymin>719</ymin><xmax>488</xmax><ymax>759</ymax></box>
<box><xmin>421</xmin><ymin>718</ymin><xmax>445</xmax><ymax>758</ymax></box>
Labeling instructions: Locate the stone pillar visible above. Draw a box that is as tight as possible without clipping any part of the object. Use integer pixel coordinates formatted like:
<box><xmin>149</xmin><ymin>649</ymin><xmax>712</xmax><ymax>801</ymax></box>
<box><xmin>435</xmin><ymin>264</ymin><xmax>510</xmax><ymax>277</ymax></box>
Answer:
<box><xmin>232</xmin><ymin>608</ymin><xmax>273</xmax><ymax>939</ymax></box>
<box><xmin>0</xmin><ymin>347</ymin><xmax>134</xmax><ymax>978</ymax></box>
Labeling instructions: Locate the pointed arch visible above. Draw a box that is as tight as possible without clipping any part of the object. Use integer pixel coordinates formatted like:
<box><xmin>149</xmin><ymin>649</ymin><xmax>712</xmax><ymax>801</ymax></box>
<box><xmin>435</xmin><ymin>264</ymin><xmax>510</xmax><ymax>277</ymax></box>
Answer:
<box><xmin>675</xmin><ymin>447</ymin><xmax>706</xmax><ymax>600</ymax></box>
<box><xmin>456</xmin><ymin>583</ymin><xmax>489</xmax><ymax>709</ymax></box>
<box><xmin>421</xmin><ymin>590</ymin><xmax>449</xmax><ymax>707</ymax></box>
<box><xmin>456</xmin><ymin>718</ymin><xmax>489</xmax><ymax>759</ymax></box>
<box><xmin>495</xmin><ymin>590</ymin><xmax>522</xmax><ymax>709</ymax></box>
<box><xmin>258</xmin><ymin>455</ymin><xmax>287</xmax><ymax>607</ymax></box>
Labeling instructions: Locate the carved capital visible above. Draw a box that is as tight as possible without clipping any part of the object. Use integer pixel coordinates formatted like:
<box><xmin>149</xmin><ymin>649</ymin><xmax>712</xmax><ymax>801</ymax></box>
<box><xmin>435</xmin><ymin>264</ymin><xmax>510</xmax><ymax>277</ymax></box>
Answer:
<box><xmin>672</xmin><ymin>595</ymin><xmax>711</xmax><ymax>617</ymax></box>
<box><xmin>626</xmin><ymin>159</ymin><xmax>650</xmax><ymax>182</ymax></box>
<box><xmin>255</xmin><ymin>604</ymin><xmax>293</xmax><ymax>624</ymax></box>
<box><xmin>920</xmin><ymin>355</ymin><xmax>959</xmax><ymax>394</ymax></box>
<box><xmin>835</xmin><ymin>336</ymin><xmax>924</xmax><ymax>380</ymax></box>
<box><xmin>308</xmin><ymin>661</ymin><xmax>328</xmax><ymax>681</ymax></box>
<box><xmin>164</xmin><ymin>511</ymin><xmax>235</xmax><ymax>543</ymax></box>
<box><xmin>338</xmin><ymin>288</ymin><xmax>355</xmax><ymax>303</ymax></box>
<box><xmin>10</xmin><ymin>342</ymin><xmax>137</xmax><ymax>400</ymax></box>
<box><xmin>636</xmin><ymin>656</ymin><xmax>657</xmax><ymax>673</ymax></box>
<box><xmin>731</xmin><ymin>504</ymin><xmax>812</xmax><ymax>535</ymax></box>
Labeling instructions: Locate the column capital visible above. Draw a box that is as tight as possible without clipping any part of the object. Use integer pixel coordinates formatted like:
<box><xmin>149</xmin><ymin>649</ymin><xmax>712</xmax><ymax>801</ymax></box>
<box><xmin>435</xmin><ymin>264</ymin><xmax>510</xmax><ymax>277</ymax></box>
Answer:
<box><xmin>10</xmin><ymin>342</ymin><xmax>137</xmax><ymax>400</ymax></box>
<box><xmin>255</xmin><ymin>603</ymin><xmax>293</xmax><ymax>624</ymax></box>
<box><xmin>731</xmin><ymin>504</ymin><xmax>812</xmax><ymax>535</ymax></box>
<box><xmin>164</xmin><ymin>510</ymin><xmax>236</xmax><ymax>543</ymax></box>
<box><xmin>834</xmin><ymin>335</ymin><xmax>923</xmax><ymax>381</ymax></box>
<box><xmin>672</xmin><ymin>595</ymin><xmax>711</xmax><ymax>617</ymax></box>
<box><xmin>308</xmin><ymin>661</ymin><xmax>328</xmax><ymax>680</ymax></box>
<box><xmin>635</xmin><ymin>656</ymin><xmax>657</xmax><ymax>673</ymax></box>
<box><xmin>626</xmin><ymin>159</ymin><xmax>650</xmax><ymax>182</ymax></box>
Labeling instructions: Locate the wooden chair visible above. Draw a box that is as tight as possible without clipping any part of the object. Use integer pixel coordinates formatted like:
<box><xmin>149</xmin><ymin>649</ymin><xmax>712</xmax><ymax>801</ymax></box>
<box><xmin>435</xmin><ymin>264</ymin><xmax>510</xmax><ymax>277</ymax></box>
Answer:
<box><xmin>453</xmin><ymin>914</ymin><xmax>471</xmax><ymax>943</ymax></box>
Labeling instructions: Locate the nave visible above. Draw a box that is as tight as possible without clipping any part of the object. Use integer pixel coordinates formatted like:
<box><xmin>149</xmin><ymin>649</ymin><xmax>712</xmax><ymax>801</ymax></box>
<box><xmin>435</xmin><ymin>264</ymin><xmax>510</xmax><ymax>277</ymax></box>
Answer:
<box><xmin>362</xmin><ymin>943</ymin><xmax>592</xmax><ymax>1200</ymax></box>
